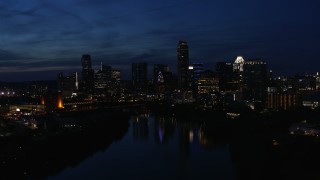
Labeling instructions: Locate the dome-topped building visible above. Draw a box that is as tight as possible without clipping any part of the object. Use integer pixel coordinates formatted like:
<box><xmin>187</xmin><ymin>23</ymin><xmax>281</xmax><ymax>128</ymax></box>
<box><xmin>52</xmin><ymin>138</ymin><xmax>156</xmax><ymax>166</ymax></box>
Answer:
<box><xmin>233</xmin><ymin>56</ymin><xmax>245</xmax><ymax>72</ymax></box>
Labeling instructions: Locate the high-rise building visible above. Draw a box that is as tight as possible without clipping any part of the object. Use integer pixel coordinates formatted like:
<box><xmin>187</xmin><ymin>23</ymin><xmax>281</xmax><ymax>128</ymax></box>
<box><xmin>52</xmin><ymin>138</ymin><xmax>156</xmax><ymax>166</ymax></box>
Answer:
<box><xmin>243</xmin><ymin>59</ymin><xmax>268</xmax><ymax>102</ymax></box>
<box><xmin>81</xmin><ymin>54</ymin><xmax>92</xmax><ymax>70</ymax></box>
<box><xmin>112</xmin><ymin>69</ymin><xmax>121</xmax><ymax>82</ymax></box>
<box><xmin>177</xmin><ymin>40</ymin><xmax>189</xmax><ymax>90</ymax></box>
<box><xmin>233</xmin><ymin>56</ymin><xmax>245</xmax><ymax>72</ymax></box>
<box><xmin>57</xmin><ymin>72</ymin><xmax>78</xmax><ymax>97</ymax></box>
<box><xmin>266</xmin><ymin>92</ymin><xmax>298</xmax><ymax>111</ymax></box>
<box><xmin>153</xmin><ymin>64</ymin><xmax>170</xmax><ymax>84</ymax></box>
<box><xmin>189</xmin><ymin>63</ymin><xmax>204</xmax><ymax>84</ymax></box>
<box><xmin>233</xmin><ymin>56</ymin><xmax>245</xmax><ymax>91</ymax></box>
<box><xmin>94</xmin><ymin>63</ymin><xmax>112</xmax><ymax>95</ymax></box>
<box><xmin>132</xmin><ymin>62</ymin><xmax>148</xmax><ymax>88</ymax></box>
<box><xmin>196</xmin><ymin>70</ymin><xmax>221</xmax><ymax>109</ymax></box>
<box><xmin>81</xmin><ymin>54</ymin><xmax>94</xmax><ymax>94</ymax></box>
<box><xmin>216</xmin><ymin>62</ymin><xmax>235</xmax><ymax>92</ymax></box>
<box><xmin>109</xmin><ymin>69</ymin><xmax>122</xmax><ymax>98</ymax></box>
<box><xmin>316</xmin><ymin>72</ymin><xmax>320</xmax><ymax>90</ymax></box>
<box><xmin>197</xmin><ymin>70</ymin><xmax>219</xmax><ymax>94</ymax></box>
<box><xmin>188</xmin><ymin>63</ymin><xmax>204</xmax><ymax>94</ymax></box>
<box><xmin>153</xmin><ymin>64</ymin><xmax>173</xmax><ymax>98</ymax></box>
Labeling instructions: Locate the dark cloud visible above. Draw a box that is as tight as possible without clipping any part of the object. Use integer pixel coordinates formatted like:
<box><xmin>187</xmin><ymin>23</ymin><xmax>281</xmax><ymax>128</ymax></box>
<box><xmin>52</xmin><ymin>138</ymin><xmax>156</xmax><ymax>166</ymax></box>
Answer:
<box><xmin>129</xmin><ymin>49</ymin><xmax>158</xmax><ymax>62</ymax></box>
<box><xmin>0</xmin><ymin>3</ymin><xmax>40</xmax><ymax>19</ymax></box>
<box><xmin>0</xmin><ymin>49</ymin><xmax>22</xmax><ymax>60</ymax></box>
<box><xmin>41</xmin><ymin>1</ymin><xmax>89</xmax><ymax>25</ymax></box>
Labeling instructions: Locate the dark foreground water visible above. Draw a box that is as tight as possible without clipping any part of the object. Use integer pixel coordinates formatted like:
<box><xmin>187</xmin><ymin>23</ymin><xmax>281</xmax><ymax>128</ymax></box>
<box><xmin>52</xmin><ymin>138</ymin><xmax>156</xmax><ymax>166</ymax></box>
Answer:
<box><xmin>48</xmin><ymin>114</ymin><xmax>235</xmax><ymax>180</ymax></box>
<box><xmin>2</xmin><ymin>110</ymin><xmax>320</xmax><ymax>180</ymax></box>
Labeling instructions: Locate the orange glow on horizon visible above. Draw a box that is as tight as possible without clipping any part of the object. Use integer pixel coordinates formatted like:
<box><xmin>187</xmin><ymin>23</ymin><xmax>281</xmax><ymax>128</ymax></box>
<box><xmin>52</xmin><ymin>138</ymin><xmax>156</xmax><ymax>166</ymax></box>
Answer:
<box><xmin>41</xmin><ymin>97</ymin><xmax>45</xmax><ymax>105</ymax></box>
<box><xmin>57</xmin><ymin>95</ymin><xmax>64</xmax><ymax>108</ymax></box>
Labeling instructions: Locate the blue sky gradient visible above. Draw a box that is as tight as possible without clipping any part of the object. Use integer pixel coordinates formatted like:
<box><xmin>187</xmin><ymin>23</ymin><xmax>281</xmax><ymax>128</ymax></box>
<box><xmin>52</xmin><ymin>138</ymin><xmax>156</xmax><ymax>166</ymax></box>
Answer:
<box><xmin>0</xmin><ymin>0</ymin><xmax>319</xmax><ymax>81</ymax></box>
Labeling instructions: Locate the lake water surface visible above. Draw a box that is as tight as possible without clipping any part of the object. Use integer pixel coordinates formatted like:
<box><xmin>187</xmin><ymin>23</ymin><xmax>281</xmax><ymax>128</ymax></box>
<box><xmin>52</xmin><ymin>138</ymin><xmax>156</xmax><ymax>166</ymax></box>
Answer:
<box><xmin>48</xmin><ymin>113</ymin><xmax>236</xmax><ymax>180</ymax></box>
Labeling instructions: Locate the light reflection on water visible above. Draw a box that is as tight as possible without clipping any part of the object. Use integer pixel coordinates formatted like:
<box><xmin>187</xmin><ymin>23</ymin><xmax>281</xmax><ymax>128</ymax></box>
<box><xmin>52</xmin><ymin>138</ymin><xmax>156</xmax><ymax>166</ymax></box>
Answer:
<box><xmin>49</xmin><ymin>113</ymin><xmax>235</xmax><ymax>180</ymax></box>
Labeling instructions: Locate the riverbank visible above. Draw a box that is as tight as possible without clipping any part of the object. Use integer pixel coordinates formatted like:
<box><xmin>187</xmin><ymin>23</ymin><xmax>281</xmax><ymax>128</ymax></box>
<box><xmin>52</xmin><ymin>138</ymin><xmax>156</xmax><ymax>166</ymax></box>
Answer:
<box><xmin>0</xmin><ymin>109</ymin><xmax>130</xmax><ymax>179</ymax></box>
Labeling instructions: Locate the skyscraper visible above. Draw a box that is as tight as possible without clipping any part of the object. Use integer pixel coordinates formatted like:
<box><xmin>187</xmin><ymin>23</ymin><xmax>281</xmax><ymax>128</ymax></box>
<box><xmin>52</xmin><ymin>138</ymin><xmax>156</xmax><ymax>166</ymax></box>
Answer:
<box><xmin>81</xmin><ymin>54</ymin><xmax>92</xmax><ymax>70</ymax></box>
<box><xmin>81</xmin><ymin>54</ymin><xmax>94</xmax><ymax>94</ymax></box>
<box><xmin>57</xmin><ymin>72</ymin><xmax>78</xmax><ymax>97</ymax></box>
<box><xmin>177</xmin><ymin>40</ymin><xmax>189</xmax><ymax>90</ymax></box>
<box><xmin>243</xmin><ymin>59</ymin><xmax>268</xmax><ymax>102</ymax></box>
<box><xmin>233</xmin><ymin>56</ymin><xmax>245</xmax><ymax>91</ymax></box>
<box><xmin>189</xmin><ymin>63</ymin><xmax>204</xmax><ymax>84</ymax></box>
<box><xmin>197</xmin><ymin>70</ymin><xmax>219</xmax><ymax>94</ymax></box>
<box><xmin>112</xmin><ymin>69</ymin><xmax>121</xmax><ymax>82</ymax></box>
<box><xmin>216</xmin><ymin>62</ymin><xmax>234</xmax><ymax>92</ymax></box>
<box><xmin>94</xmin><ymin>63</ymin><xmax>111</xmax><ymax>95</ymax></box>
<box><xmin>132</xmin><ymin>62</ymin><xmax>148</xmax><ymax>90</ymax></box>
<box><xmin>153</xmin><ymin>64</ymin><xmax>170</xmax><ymax>84</ymax></box>
<box><xmin>188</xmin><ymin>63</ymin><xmax>204</xmax><ymax>94</ymax></box>
<box><xmin>233</xmin><ymin>56</ymin><xmax>245</xmax><ymax>72</ymax></box>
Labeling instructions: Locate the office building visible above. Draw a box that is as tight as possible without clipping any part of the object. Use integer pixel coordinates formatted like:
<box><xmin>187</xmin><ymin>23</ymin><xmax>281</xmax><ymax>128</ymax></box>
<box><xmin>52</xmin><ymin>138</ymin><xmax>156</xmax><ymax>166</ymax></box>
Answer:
<box><xmin>153</xmin><ymin>64</ymin><xmax>170</xmax><ymax>84</ymax></box>
<box><xmin>81</xmin><ymin>54</ymin><xmax>94</xmax><ymax>94</ymax></box>
<box><xmin>132</xmin><ymin>62</ymin><xmax>148</xmax><ymax>91</ymax></box>
<box><xmin>177</xmin><ymin>41</ymin><xmax>189</xmax><ymax>90</ymax></box>
<box><xmin>57</xmin><ymin>72</ymin><xmax>78</xmax><ymax>97</ymax></box>
<box><xmin>197</xmin><ymin>70</ymin><xmax>219</xmax><ymax>94</ymax></box>
<box><xmin>243</xmin><ymin>59</ymin><xmax>268</xmax><ymax>102</ymax></box>
<box><xmin>188</xmin><ymin>62</ymin><xmax>204</xmax><ymax>93</ymax></box>
<box><xmin>216</xmin><ymin>62</ymin><xmax>235</xmax><ymax>92</ymax></box>
<box><xmin>112</xmin><ymin>69</ymin><xmax>121</xmax><ymax>82</ymax></box>
<box><xmin>233</xmin><ymin>56</ymin><xmax>245</xmax><ymax>90</ymax></box>
<box><xmin>94</xmin><ymin>63</ymin><xmax>112</xmax><ymax>95</ymax></box>
<box><xmin>233</xmin><ymin>56</ymin><xmax>245</xmax><ymax>72</ymax></box>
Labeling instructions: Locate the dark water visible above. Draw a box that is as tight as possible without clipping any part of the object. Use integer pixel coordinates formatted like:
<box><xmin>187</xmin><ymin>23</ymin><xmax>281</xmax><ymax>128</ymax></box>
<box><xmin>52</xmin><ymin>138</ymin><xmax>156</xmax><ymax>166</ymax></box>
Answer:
<box><xmin>2</xmin><ymin>110</ymin><xmax>320</xmax><ymax>180</ymax></box>
<box><xmin>48</xmin><ymin>114</ymin><xmax>235</xmax><ymax>180</ymax></box>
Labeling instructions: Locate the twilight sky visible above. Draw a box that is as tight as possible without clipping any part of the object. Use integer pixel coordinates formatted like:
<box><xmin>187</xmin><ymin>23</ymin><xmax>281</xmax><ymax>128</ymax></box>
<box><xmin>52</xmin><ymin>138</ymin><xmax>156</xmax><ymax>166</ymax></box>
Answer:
<box><xmin>0</xmin><ymin>0</ymin><xmax>319</xmax><ymax>81</ymax></box>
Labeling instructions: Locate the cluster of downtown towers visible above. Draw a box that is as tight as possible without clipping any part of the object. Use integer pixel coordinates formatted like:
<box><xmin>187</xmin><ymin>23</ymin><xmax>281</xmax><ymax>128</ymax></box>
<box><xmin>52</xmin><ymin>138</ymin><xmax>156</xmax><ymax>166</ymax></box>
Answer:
<box><xmin>58</xmin><ymin>40</ymin><xmax>319</xmax><ymax>111</ymax></box>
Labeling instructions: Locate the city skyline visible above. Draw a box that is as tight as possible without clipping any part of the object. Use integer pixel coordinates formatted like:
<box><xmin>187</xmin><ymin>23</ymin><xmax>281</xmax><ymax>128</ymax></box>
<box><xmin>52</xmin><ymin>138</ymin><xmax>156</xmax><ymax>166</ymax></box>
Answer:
<box><xmin>0</xmin><ymin>0</ymin><xmax>320</xmax><ymax>81</ymax></box>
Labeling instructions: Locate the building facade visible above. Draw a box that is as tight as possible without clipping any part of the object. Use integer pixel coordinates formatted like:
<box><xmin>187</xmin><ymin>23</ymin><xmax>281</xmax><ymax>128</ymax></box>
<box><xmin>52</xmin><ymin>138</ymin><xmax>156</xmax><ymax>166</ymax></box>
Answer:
<box><xmin>177</xmin><ymin>41</ymin><xmax>189</xmax><ymax>90</ymax></box>
<box><xmin>132</xmin><ymin>62</ymin><xmax>148</xmax><ymax>91</ymax></box>
<box><xmin>243</xmin><ymin>60</ymin><xmax>268</xmax><ymax>102</ymax></box>
<box><xmin>81</xmin><ymin>54</ymin><xmax>94</xmax><ymax>94</ymax></box>
<box><xmin>94</xmin><ymin>64</ymin><xmax>112</xmax><ymax>95</ymax></box>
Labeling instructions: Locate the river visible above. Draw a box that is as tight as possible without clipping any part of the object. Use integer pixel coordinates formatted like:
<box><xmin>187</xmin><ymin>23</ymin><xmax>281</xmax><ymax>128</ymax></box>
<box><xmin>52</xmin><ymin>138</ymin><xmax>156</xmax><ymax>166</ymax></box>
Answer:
<box><xmin>48</xmin><ymin>113</ymin><xmax>235</xmax><ymax>180</ymax></box>
<box><xmin>2</xmin><ymin>109</ymin><xmax>319</xmax><ymax>179</ymax></box>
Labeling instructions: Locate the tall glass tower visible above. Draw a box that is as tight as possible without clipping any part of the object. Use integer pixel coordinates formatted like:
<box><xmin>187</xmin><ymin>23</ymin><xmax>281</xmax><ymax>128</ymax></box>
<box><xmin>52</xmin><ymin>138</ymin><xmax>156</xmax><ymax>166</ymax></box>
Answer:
<box><xmin>132</xmin><ymin>62</ymin><xmax>148</xmax><ymax>89</ymax></box>
<box><xmin>81</xmin><ymin>54</ymin><xmax>94</xmax><ymax>94</ymax></box>
<box><xmin>177</xmin><ymin>40</ymin><xmax>189</xmax><ymax>90</ymax></box>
